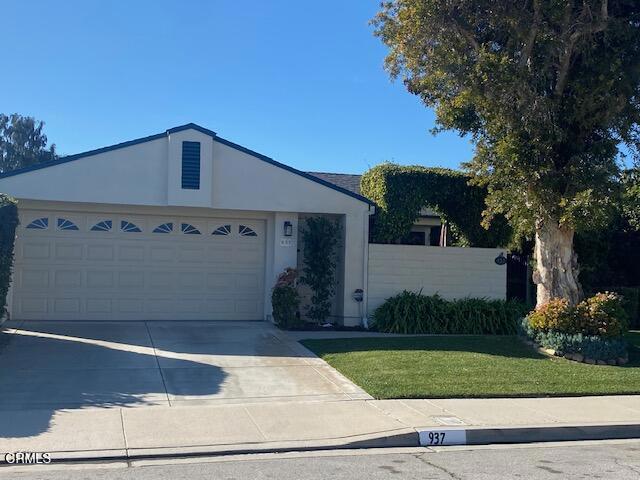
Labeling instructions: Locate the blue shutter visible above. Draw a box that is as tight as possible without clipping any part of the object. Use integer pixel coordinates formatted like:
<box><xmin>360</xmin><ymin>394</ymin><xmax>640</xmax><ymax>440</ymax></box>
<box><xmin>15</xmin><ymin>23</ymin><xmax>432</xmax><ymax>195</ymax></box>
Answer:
<box><xmin>181</xmin><ymin>141</ymin><xmax>201</xmax><ymax>189</ymax></box>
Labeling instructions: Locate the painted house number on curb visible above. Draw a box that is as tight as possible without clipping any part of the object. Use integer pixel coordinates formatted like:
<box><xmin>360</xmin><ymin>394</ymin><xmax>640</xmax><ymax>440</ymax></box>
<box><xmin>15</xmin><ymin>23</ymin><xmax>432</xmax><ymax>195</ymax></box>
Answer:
<box><xmin>419</xmin><ymin>429</ymin><xmax>467</xmax><ymax>446</ymax></box>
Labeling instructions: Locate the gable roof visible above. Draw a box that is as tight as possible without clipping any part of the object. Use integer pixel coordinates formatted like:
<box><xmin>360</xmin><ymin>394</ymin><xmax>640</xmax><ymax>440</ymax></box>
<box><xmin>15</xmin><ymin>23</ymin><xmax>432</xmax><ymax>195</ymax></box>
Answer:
<box><xmin>309</xmin><ymin>171</ymin><xmax>441</xmax><ymax>218</ymax></box>
<box><xmin>0</xmin><ymin>123</ymin><xmax>374</xmax><ymax>206</ymax></box>
<box><xmin>307</xmin><ymin>172</ymin><xmax>362</xmax><ymax>196</ymax></box>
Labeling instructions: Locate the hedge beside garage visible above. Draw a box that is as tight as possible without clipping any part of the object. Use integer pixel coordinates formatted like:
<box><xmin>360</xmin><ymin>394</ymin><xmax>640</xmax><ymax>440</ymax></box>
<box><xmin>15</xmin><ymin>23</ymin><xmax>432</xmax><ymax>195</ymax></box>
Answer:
<box><xmin>0</xmin><ymin>194</ymin><xmax>18</xmax><ymax>318</ymax></box>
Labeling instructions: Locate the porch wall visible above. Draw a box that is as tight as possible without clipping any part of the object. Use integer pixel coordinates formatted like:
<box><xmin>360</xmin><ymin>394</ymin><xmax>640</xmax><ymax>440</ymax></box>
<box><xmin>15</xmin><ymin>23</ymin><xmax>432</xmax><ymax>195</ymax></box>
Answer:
<box><xmin>367</xmin><ymin>244</ymin><xmax>507</xmax><ymax>315</ymax></box>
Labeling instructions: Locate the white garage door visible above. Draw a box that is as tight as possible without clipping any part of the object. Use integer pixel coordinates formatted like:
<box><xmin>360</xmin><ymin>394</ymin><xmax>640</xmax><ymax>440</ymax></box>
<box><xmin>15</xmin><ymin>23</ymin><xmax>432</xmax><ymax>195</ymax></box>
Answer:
<box><xmin>11</xmin><ymin>209</ymin><xmax>266</xmax><ymax>321</ymax></box>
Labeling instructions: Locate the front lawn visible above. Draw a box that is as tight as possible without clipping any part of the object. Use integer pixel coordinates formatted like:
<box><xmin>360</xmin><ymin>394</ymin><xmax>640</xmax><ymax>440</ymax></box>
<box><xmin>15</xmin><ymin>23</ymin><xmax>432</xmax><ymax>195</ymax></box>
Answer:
<box><xmin>301</xmin><ymin>334</ymin><xmax>640</xmax><ymax>399</ymax></box>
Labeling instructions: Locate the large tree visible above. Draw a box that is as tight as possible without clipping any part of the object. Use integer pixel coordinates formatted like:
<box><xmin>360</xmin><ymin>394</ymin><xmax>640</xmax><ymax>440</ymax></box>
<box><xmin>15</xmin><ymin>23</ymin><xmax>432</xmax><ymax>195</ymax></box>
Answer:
<box><xmin>622</xmin><ymin>164</ymin><xmax>640</xmax><ymax>230</ymax></box>
<box><xmin>0</xmin><ymin>114</ymin><xmax>57</xmax><ymax>173</ymax></box>
<box><xmin>373</xmin><ymin>0</ymin><xmax>640</xmax><ymax>307</ymax></box>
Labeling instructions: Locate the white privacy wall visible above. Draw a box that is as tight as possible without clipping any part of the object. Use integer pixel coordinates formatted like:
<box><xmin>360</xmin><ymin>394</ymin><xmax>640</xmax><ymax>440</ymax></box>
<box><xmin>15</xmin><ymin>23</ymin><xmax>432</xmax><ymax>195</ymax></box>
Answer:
<box><xmin>367</xmin><ymin>245</ymin><xmax>507</xmax><ymax>314</ymax></box>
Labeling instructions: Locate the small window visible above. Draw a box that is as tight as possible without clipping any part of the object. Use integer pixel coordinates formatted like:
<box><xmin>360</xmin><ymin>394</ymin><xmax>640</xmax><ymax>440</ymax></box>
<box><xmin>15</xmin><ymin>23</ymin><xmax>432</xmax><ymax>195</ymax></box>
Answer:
<box><xmin>181</xmin><ymin>141</ymin><xmax>201</xmax><ymax>190</ymax></box>
<box><xmin>26</xmin><ymin>217</ymin><xmax>48</xmax><ymax>230</ymax></box>
<box><xmin>212</xmin><ymin>224</ymin><xmax>231</xmax><ymax>236</ymax></box>
<box><xmin>57</xmin><ymin>218</ymin><xmax>79</xmax><ymax>231</ymax></box>
<box><xmin>239</xmin><ymin>225</ymin><xmax>257</xmax><ymax>237</ymax></box>
<box><xmin>91</xmin><ymin>220</ymin><xmax>112</xmax><ymax>232</ymax></box>
<box><xmin>153</xmin><ymin>222</ymin><xmax>173</xmax><ymax>233</ymax></box>
<box><xmin>121</xmin><ymin>220</ymin><xmax>142</xmax><ymax>233</ymax></box>
<box><xmin>181</xmin><ymin>223</ymin><xmax>201</xmax><ymax>235</ymax></box>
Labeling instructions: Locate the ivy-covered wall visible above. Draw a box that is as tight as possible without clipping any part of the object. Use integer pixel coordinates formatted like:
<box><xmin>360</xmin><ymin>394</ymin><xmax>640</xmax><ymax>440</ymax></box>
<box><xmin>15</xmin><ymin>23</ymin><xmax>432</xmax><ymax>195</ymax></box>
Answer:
<box><xmin>360</xmin><ymin>164</ymin><xmax>511</xmax><ymax>247</ymax></box>
<box><xmin>0</xmin><ymin>194</ymin><xmax>18</xmax><ymax>318</ymax></box>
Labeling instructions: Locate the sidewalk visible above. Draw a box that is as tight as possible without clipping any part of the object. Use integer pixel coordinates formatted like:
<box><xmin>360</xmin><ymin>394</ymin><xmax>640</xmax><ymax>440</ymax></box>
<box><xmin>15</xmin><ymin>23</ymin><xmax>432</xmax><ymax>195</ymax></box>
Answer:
<box><xmin>1</xmin><ymin>395</ymin><xmax>640</xmax><ymax>461</ymax></box>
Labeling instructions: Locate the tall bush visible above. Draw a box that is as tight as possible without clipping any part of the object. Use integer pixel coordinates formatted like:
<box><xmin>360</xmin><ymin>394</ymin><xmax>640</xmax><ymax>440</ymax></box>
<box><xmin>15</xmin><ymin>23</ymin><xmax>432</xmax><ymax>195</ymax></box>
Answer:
<box><xmin>300</xmin><ymin>217</ymin><xmax>341</xmax><ymax>324</ymax></box>
<box><xmin>0</xmin><ymin>194</ymin><xmax>18</xmax><ymax>317</ymax></box>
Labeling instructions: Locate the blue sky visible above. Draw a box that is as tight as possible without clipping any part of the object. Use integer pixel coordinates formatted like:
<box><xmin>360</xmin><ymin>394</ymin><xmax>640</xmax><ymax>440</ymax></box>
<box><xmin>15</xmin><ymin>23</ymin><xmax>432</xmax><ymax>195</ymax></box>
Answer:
<box><xmin>2</xmin><ymin>1</ymin><xmax>474</xmax><ymax>174</ymax></box>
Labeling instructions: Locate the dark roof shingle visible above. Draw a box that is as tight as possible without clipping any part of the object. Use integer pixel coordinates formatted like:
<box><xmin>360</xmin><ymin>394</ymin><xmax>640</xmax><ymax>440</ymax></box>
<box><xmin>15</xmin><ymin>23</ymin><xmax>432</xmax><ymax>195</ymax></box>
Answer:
<box><xmin>306</xmin><ymin>172</ymin><xmax>363</xmax><ymax>196</ymax></box>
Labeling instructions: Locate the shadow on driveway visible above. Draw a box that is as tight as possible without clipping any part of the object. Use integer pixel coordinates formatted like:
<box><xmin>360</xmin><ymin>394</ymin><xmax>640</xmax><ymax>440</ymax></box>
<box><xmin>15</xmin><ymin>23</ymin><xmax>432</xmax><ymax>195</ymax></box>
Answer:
<box><xmin>0</xmin><ymin>321</ymin><xmax>227</xmax><ymax>438</ymax></box>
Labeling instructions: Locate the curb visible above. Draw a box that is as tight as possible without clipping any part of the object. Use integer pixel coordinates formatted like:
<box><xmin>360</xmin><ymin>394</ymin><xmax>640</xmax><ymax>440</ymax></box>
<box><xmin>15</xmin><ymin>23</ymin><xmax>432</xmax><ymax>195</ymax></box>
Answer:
<box><xmin>2</xmin><ymin>423</ymin><xmax>639</xmax><ymax>465</ymax></box>
<box><xmin>0</xmin><ymin>430</ymin><xmax>421</xmax><ymax>465</ymax></box>
<box><xmin>417</xmin><ymin>423</ymin><xmax>640</xmax><ymax>447</ymax></box>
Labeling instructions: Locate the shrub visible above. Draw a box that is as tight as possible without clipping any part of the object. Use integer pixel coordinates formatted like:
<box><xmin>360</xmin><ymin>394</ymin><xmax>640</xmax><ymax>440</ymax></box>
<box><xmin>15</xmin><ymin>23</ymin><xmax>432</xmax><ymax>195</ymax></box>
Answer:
<box><xmin>616</xmin><ymin>287</ymin><xmax>640</xmax><ymax>329</ymax></box>
<box><xmin>271</xmin><ymin>268</ymin><xmax>301</xmax><ymax>329</ymax></box>
<box><xmin>522</xmin><ymin>293</ymin><xmax>630</xmax><ymax>361</ymax></box>
<box><xmin>521</xmin><ymin>319</ymin><xmax>628</xmax><ymax>361</ymax></box>
<box><xmin>526</xmin><ymin>292</ymin><xmax>629</xmax><ymax>338</ymax></box>
<box><xmin>594</xmin><ymin>287</ymin><xmax>639</xmax><ymax>330</ymax></box>
<box><xmin>372</xmin><ymin>290</ymin><xmax>527</xmax><ymax>334</ymax></box>
<box><xmin>526</xmin><ymin>298</ymin><xmax>577</xmax><ymax>333</ymax></box>
<box><xmin>300</xmin><ymin>217</ymin><xmax>341</xmax><ymax>324</ymax></box>
<box><xmin>576</xmin><ymin>292</ymin><xmax>629</xmax><ymax>337</ymax></box>
<box><xmin>0</xmin><ymin>194</ymin><xmax>18</xmax><ymax>318</ymax></box>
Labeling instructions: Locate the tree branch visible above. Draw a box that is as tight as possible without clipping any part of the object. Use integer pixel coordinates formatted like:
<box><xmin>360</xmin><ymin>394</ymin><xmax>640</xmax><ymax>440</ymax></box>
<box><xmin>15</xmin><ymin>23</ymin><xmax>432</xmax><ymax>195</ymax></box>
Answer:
<box><xmin>453</xmin><ymin>22</ymin><xmax>480</xmax><ymax>52</ymax></box>
<box><xmin>555</xmin><ymin>0</ymin><xmax>609</xmax><ymax>97</ymax></box>
<box><xmin>520</xmin><ymin>0</ymin><xmax>541</xmax><ymax>69</ymax></box>
<box><xmin>449</xmin><ymin>8</ymin><xmax>480</xmax><ymax>52</ymax></box>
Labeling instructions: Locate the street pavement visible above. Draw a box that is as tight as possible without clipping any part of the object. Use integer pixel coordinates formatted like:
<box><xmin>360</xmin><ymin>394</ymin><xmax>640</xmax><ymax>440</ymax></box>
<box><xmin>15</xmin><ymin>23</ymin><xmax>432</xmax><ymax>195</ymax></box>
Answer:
<box><xmin>1</xmin><ymin>440</ymin><xmax>639</xmax><ymax>479</ymax></box>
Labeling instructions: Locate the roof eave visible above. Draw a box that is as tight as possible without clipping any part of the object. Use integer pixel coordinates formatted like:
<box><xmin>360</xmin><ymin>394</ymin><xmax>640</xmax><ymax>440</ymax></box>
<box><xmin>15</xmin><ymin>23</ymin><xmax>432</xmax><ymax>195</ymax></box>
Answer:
<box><xmin>0</xmin><ymin>124</ymin><xmax>375</xmax><ymax>206</ymax></box>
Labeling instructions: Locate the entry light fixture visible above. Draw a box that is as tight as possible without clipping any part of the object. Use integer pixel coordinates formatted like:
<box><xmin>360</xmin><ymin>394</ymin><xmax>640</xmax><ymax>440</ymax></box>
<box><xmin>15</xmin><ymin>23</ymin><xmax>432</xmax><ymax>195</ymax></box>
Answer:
<box><xmin>283</xmin><ymin>221</ymin><xmax>293</xmax><ymax>237</ymax></box>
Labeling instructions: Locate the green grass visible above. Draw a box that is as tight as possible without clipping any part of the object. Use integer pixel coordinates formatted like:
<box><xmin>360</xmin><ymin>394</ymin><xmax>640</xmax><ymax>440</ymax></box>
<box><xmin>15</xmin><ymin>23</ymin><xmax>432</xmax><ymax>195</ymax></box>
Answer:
<box><xmin>301</xmin><ymin>333</ymin><xmax>640</xmax><ymax>399</ymax></box>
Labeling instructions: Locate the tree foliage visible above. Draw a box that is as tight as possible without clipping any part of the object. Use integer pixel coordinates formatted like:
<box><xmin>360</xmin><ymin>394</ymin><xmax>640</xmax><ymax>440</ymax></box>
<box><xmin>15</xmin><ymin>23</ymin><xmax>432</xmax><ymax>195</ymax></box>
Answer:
<box><xmin>373</xmin><ymin>0</ymin><xmax>640</xmax><ymax>305</ymax></box>
<box><xmin>622</xmin><ymin>165</ymin><xmax>640</xmax><ymax>230</ymax></box>
<box><xmin>0</xmin><ymin>194</ymin><xmax>18</xmax><ymax>317</ymax></box>
<box><xmin>575</xmin><ymin>214</ymin><xmax>640</xmax><ymax>292</ymax></box>
<box><xmin>0</xmin><ymin>113</ymin><xmax>57</xmax><ymax>173</ymax></box>
<box><xmin>300</xmin><ymin>217</ymin><xmax>341</xmax><ymax>324</ymax></box>
<box><xmin>361</xmin><ymin>163</ymin><xmax>511</xmax><ymax>247</ymax></box>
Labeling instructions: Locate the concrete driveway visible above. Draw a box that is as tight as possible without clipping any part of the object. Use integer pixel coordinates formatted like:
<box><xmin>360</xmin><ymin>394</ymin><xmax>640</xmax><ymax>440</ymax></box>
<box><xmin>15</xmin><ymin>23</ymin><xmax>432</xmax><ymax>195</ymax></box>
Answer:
<box><xmin>0</xmin><ymin>320</ymin><xmax>369</xmax><ymax>412</ymax></box>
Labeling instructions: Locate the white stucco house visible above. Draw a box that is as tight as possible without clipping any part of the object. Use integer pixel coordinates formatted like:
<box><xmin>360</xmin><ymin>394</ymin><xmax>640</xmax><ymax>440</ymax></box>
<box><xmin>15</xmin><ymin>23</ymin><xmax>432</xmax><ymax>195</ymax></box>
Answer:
<box><xmin>0</xmin><ymin>124</ymin><xmax>376</xmax><ymax>325</ymax></box>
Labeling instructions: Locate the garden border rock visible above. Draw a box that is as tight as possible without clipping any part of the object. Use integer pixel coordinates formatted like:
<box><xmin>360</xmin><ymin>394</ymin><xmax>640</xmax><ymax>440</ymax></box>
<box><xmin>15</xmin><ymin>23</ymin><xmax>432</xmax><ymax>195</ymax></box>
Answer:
<box><xmin>523</xmin><ymin>338</ymin><xmax>629</xmax><ymax>366</ymax></box>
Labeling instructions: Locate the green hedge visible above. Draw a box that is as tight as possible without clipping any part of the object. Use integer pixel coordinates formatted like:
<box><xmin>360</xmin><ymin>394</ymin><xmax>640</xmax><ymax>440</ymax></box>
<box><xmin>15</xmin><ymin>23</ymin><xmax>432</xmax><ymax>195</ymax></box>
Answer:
<box><xmin>360</xmin><ymin>163</ymin><xmax>512</xmax><ymax>247</ymax></box>
<box><xmin>372</xmin><ymin>291</ymin><xmax>528</xmax><ymax>334</ymax></box>
<box><xmin>0</xmin><ymin>194</ymin><xmax>18</xmax><ymax>317</ymax></box>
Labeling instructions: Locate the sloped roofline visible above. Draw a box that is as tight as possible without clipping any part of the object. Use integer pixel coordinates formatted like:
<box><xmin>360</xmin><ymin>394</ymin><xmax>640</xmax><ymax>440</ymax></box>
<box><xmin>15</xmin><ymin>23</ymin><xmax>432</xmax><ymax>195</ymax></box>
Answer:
<box><xmin>0</xmin><ymin>123</ymin><xmax>374</xmax><ymax>206</ymax></box>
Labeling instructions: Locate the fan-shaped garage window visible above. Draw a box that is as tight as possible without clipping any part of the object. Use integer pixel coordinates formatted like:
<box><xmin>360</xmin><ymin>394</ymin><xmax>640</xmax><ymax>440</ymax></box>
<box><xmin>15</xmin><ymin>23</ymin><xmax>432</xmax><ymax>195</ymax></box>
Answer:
<box><xmin>212</xmin><ymin>224</ymin><xmax>231</xmax><ymax>236</ymax></box>
<box><xmin>57</xmin><ymin>218</ymin><xmax>79</xmax><ymax>231</ymax></box>
<box><xmin>239</xmin><ymin>225</ymin><xmax>257</xmax><ymax>237</ymax></box>
<box><xmin>121</xmin><ymin>221</ymin><xmax>142</xmax><ymax>233</ymax></box>
<box><xmin>90</xmin><ymin>220</ymin><xmax>112</xmax><ymax>232</ymax></box>
<box><xmin>153</xmin><ymin>222</ymin><xmax>173</xmax><ymax>233</ymax></box>
<box><xmin>181</xmin><ymin>223</ymin><xmax>201</xmax><ymax>235</ymax></box>
<box><xmin>26</xmin><ymin>217</ymin><xmax>48</xmax><ymax>230</ymax></box>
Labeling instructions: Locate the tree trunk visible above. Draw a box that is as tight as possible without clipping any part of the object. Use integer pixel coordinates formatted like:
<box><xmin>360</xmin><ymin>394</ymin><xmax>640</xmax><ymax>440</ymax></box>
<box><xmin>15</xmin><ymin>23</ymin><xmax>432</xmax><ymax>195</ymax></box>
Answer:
<box><xmin>532</xmin><ymin>219</ymin><xmax>583</xmax><ymax>308</ymax></box>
